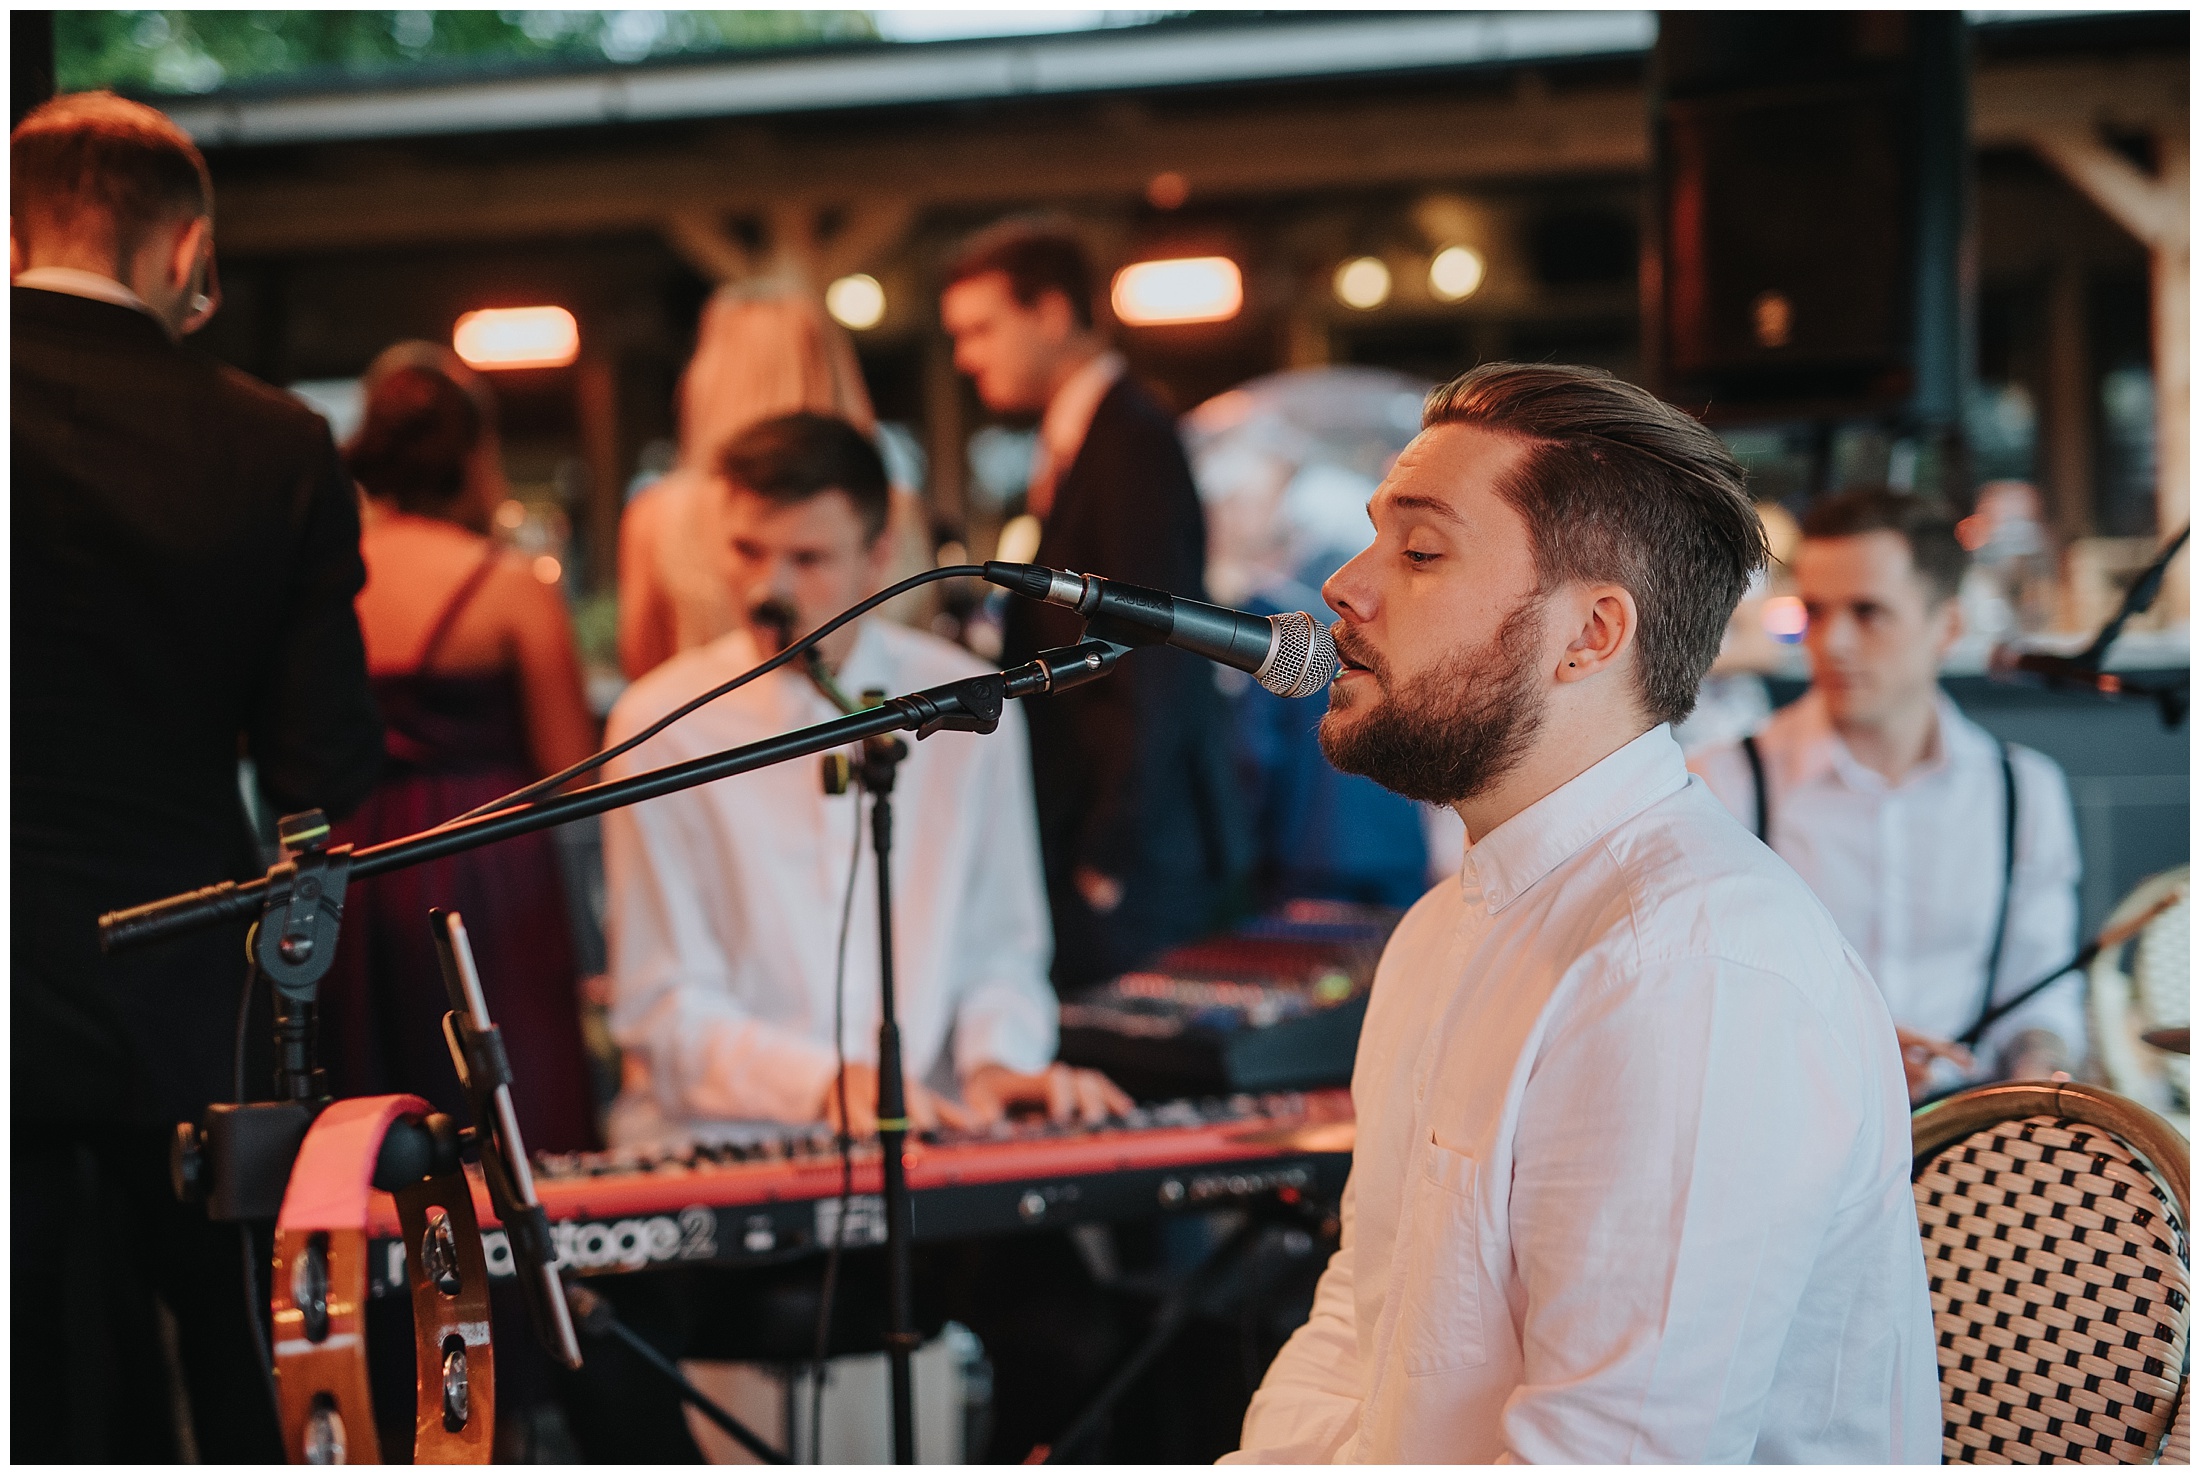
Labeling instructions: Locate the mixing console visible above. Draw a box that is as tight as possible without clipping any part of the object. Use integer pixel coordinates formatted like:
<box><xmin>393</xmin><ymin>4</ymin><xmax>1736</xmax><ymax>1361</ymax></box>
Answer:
<box><xmin>1059</xmin><ymin>901</ymin><xmax>1399</xmax><ymax>1093</ymax></box>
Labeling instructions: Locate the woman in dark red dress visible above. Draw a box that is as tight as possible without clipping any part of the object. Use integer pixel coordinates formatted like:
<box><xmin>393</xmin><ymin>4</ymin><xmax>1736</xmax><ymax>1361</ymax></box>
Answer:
<box><xmin>322</xmin><ymin>359</ymin><xmax>602</xmax><ymax>1151</ymax></box>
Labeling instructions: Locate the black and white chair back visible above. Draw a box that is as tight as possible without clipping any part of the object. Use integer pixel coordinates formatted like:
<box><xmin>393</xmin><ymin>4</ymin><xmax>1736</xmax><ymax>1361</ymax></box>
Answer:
<box><xmin>1913</xmin><ymin>1081</ymin><xmax>2190</xmax><ymax>1464</ymax></box>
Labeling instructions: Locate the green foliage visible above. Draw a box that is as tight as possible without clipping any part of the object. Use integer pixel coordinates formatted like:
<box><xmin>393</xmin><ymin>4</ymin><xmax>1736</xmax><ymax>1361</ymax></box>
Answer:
<box><xmin>55</xmin><ymin>11</ymin><xmax>881</xmax><ymax>96</ymax></box>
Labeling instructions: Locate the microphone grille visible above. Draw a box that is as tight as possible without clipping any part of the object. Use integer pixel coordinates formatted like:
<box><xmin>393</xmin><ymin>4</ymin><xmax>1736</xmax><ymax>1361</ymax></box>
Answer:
<box><xmin>1257</xmin><ymin>610</ymin><xmax>1341</xmax><ymax>698</ymax></box>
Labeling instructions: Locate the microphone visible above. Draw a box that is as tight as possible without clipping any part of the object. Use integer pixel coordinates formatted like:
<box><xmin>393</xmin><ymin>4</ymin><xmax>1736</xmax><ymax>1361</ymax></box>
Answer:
<box><xmin>983</xmin><ymin>563</ymin><xmax>1339</xmax><ymax>698</ymax></box>
<box><xmin>749</xmin><ymin>596</ymin><xmax>797</xmax><ymax>656</ymax></box>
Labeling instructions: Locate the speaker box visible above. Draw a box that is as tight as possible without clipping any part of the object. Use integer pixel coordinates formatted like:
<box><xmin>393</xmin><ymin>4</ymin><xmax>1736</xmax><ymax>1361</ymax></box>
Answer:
<box><xmin>1651</xmin><ymin>13</ymin><xmax>1966</xmax><ymax>419</ymax></box>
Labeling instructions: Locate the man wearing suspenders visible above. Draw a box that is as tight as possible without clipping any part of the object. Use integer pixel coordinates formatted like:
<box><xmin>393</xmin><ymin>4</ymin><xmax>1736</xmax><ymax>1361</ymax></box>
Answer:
<box><xmin>1690</xmin><ymin>489</ymin><xmax>2084</xmax><ymax>1101</ymax></box>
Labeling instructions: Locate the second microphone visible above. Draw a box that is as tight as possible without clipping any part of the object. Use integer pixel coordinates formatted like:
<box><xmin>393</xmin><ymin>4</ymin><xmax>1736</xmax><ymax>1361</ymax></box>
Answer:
<box><xmin>983</xmin><ymin>562</ymin><xmax>1339</xmax><ymax>699</ymax></box>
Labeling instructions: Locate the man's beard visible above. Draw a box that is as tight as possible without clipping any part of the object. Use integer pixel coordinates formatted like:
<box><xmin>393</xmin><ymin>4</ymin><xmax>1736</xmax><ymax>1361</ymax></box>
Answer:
<box><xmin>1317</xmin><ymin>594</ymin><xmax>1549</xmax><ymax>806</ymax></box>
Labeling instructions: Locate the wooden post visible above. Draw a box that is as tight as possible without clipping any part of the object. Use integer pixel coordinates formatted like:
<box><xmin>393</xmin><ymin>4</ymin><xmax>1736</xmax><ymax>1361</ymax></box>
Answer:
<box><xmin>574</xmin><ymin>357</ymin><xmax>622</xmax><ymax>594</ymax></box>
<box><xmin>2150</xmin><ymin>130</ymin><xmax>2189</xmax><ymax>579</ymax></box>
<box><xmin>923</xmin><ymin>332</ymin><xmax>966</xmax><ymax>529</ymax></box>
<box><xmin>2043</xmin><ymin>254</ymin><xmax>2093</xmax><ymax>548</ymax></box>
<box><xmin>2024</xmin><ymin>123</ymin><xmax>2189</xmax><ymax>615</ymax></box>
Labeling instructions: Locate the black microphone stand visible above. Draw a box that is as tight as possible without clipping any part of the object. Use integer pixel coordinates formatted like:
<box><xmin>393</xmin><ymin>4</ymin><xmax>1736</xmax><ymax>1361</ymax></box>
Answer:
<box><xmin>854</xmin><ymin>728</ymin><xmax>921</xmax><ymax>1463</ymax></box>
<box><xmin>103</xmin><ymin>636</ymin><xmax>1127</xmax><ymax>1464</ymax></box>
<box><xmin>1993</xmin><ymin>523</ymin><xmax>2190</xmax><ymax>727</ymax></box>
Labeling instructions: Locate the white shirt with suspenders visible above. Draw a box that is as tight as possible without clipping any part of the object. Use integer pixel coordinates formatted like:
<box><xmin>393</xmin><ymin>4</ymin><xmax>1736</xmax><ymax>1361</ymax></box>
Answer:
<box><xmin>1688</xmin><ymin>689</ymin><xmax>2086</xmax><ymax>1092</ymax></box>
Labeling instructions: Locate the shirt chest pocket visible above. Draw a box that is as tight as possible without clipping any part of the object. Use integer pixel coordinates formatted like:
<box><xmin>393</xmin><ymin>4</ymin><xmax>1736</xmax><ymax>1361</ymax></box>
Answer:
<box><xmin>1398</xmin><ymin>1138</ymin><xmax>1488</xmax><ymax>1376</ymax></box>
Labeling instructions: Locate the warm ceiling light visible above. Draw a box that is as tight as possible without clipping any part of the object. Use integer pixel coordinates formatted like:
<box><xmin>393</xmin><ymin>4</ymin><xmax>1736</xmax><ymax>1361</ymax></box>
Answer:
<box><xmin>1111</xmin><ymin>256</ymin><xmax>1243</xmax><ymax>327</ymax></box>
<box><xmin>826</xmin><ymin>273</ymin><xmax>886</xmax><ymax>331</ymax></box>
<box><xmin>1334</xmin><ymin>256</ymin><xmax>1391</xmax><ymax>310</ymax></box>
<box><xmin>453</xmin><ymin>306</ymin><xmax>579</xmax><ymax>370</ymax></box>
<box><xmin>1145</xmin><ymin>170</ymin><xmax>1190</xmax><ymax>210</ymax></box>
<box><xmin>1429</xmin><ymin>245</ymin><xmax>1486</xmax><ymax>302</ymax></box>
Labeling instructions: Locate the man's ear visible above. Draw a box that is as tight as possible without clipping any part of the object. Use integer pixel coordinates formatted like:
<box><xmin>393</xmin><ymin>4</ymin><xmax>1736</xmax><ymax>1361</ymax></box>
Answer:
<box><xmin>1034</xmin><ymin>288</ymin><xmax>1079</xmax><ymax>343</ymax></box>
<box><xmin>166</xmin><ymin>215</ymin><xmax>211</xmax><ymax>292</ymax></box>
<box><xmin>1554</xmin><ymin>583</ymin><xmax>1639</xmax><ymax>686</ymax></box>
<box><xmin>1930</xmin><ymin>589</ymin><xmax>1966</xmax><ymax>657</ymax></box>
<box><xmin>865</xmin><ymin>509</ymin><xmax>901</xmax><ymax>584</ymax></box>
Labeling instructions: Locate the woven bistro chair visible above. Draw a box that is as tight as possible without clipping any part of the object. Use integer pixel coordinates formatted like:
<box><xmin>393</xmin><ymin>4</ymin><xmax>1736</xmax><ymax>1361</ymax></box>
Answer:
<box><xmin>2090</xmin><ymin>867</ymin><xmax>2190</xmax><ymax>1134</ymax></box>
<box><xmin>1913</xmin><ymin>1080</ymin><xmax>2190</xmax><ymax>1463</ymax></box>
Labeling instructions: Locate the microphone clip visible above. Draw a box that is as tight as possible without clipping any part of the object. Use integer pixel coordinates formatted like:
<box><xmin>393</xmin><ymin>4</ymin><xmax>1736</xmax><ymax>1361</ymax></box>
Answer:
<box><xmin>885</xmin><ymin>672</ymin><xmax>1010</xmax><ymax>740</ymax></box>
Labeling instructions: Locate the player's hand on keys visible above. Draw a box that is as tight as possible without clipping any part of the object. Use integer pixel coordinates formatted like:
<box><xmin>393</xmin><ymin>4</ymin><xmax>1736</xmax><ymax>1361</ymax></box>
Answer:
<box><xmin>963</xmin><ymin>1063</ymin><xmax>1134</xmax><ymax>1127</ymax></box>
<box><xmin>820</xmin><ymin>1062</ymin><xmax>972</xmax><ymax>1137</ymax></box>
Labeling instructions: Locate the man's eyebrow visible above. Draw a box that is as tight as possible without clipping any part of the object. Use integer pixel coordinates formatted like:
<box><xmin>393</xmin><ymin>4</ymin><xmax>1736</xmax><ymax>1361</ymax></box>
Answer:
<box><xmin>1380</xmin><ymin>492</ymin><xmax>1466</xmax><ymax>526</ymax></box>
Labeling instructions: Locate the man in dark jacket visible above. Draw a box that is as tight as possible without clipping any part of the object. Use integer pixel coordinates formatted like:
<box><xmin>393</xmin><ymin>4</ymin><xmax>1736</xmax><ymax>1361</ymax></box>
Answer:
<box><xmin>12</xmin><ymin>92</ymin><xmax>384</xmax><ymax>1461</ymax></box>
<box><xmin>942</xmin><ymin>220</ymin><xmax>1246</xmax><ymax>992</ymax></box>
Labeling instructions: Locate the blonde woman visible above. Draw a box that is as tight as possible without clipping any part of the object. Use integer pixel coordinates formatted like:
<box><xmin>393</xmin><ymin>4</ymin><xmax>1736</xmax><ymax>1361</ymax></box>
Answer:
<box><xmin>619</xmin><ymin>283</ymin><xmax>928</xmax><ymax>679</ymax></box>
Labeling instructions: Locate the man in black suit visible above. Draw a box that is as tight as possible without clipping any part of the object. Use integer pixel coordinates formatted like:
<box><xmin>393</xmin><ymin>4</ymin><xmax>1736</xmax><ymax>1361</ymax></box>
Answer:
<box><xmin>12</xmin><ymin>93</ymin><xmax>384</xmax><ymax>1460</ymax></box>
<box><xmin>942</xmin><ymin>220</ymin><xmax>1246</xmax><ymax>993</ymax></box>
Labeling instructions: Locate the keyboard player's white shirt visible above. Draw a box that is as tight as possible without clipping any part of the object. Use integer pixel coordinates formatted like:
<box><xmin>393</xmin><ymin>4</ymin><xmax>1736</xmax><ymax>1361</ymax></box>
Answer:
<box><xmin>1228</xmin><ymin>725</ymin><xmax>1941</xmax><ymax>1463</ymax></box>
<box><xmin>602</xmin><ymin>619</ymin><xmax>1056</xmax><ymax>1144</ymax></box>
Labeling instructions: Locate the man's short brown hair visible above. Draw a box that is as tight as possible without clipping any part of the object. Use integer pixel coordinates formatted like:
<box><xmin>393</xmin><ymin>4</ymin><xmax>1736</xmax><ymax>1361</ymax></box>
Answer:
<box><xmin>1423</xmin><ymin>363</ymin><xmax>1767</xmax><ymax>726</ymax></box>
<box><xmin>1799</xmin><ymin>487</ymin><xmax>1968</xmax><ymax>605</ymax></box>
<box><xmin>11</xmin><ymin>92</ymin><xmax>212</xmax><ymax>277</ymax></box>
<box><xmin>720</xmin><ymin>411</ymin><xmax>891</xmax><ymax>543</ymax></box>
<box><xmin>942</xmin><ymin>217</ymin><xmax>1095</xmax><ymax>329</ymax></box>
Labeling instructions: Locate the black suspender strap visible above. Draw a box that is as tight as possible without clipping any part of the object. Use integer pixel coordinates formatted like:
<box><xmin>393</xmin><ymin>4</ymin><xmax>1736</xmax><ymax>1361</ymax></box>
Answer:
<box><xmin>1959</xmin><ymin>742</ymin><xmax>2021</xmax><ymax>1048</ymax></box>
<box><xmin>1740</xmin><ymin>734</ymin><xmax>1769</xmax><ymax>843</ymax></box>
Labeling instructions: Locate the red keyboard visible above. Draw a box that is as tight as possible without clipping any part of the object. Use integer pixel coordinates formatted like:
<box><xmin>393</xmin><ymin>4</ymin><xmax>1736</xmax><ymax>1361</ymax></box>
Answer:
<box><xmin>364</xmin><ymin>1091</ymin><xmax>1353</xmax><ymax>1296</ymax></box>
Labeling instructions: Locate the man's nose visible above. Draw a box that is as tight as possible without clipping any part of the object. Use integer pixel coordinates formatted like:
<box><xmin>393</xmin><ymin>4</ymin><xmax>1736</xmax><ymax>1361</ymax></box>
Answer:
<box><xmin>1322</xmin><ymin>546</ymin><xmax>1378</xmax><ymax>623</ymax></box>
<box><xmin>1814</xmin><ymin>610</ymin><xmax>1857</xmax><ymax>656</ymax></box>
<box><xmin>740</xmin><ymin>560</ymin><xmax>792</xmax><ymax>608</ymax></box>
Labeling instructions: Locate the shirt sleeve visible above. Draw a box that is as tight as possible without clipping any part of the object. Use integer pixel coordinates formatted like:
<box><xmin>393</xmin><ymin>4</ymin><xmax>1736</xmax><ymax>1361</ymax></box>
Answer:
<box><xmin>1496</xmin><ymin>955</ymin><xmax>1880</xmax><ymax>1462</ymax></box>
<box><xmin>1227</xmin><ymin>1169</ymin><xmax>1365</xmax><ymax>1463</ymax></box>
<box><xmin>1975</xmin><ymin>746</ymin><xmax>2085</xmax><ymax>1066</ymax></box>
<box><xmin>945</xmin><ymin>704</ymin><xmax>1059</xmax><ymax>1079</ymax></box>
<box><xmin>602</xmin><ymin>732</ymin><xmax>840</xmax><ymax>1126</ymax></box>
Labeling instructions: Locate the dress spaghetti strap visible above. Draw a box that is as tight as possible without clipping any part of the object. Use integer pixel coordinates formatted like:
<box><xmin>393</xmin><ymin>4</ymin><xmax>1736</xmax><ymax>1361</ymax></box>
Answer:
<box><xmin>414</xmin><ymin>544</ymin><xmax>504</xmax><ymax>675</ymax></box>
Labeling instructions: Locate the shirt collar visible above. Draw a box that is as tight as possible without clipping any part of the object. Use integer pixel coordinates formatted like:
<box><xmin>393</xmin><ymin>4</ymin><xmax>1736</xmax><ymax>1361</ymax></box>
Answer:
<box><xmin>1039</xmin><ymin>350</ymin><xmax>1126</xmax><ymax>471</ymax></box>
<box><xmin>831</xmin><ymin>619</ymin><xmax>895</xmax><ymax>704</ymax></box>
<box><xmin>1459</xmin><ymin>724</ymin><xmax>1691</xmax><ymax>913</ymax></box>
<box><xmin>1777</xmin><ymin>687</ymin><xmax>1980</xmax><ymax>794</ymax></box>
<box><xmin>14</xmin><ymin>267</ymin><xmax>155</xmax><ymax>318</ymax></box>
<box><xmin>694</xmin><ymin>617</ymin><xmax>893</xmax><ymax>717</ymax></box>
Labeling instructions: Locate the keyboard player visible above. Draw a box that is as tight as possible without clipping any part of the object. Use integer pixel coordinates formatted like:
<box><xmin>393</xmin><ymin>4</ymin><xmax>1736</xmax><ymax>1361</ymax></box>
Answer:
<box><xmin>600</xmin><ymin>410</ymin><xmax>1128</xmax><ymax>1147</ymax></box>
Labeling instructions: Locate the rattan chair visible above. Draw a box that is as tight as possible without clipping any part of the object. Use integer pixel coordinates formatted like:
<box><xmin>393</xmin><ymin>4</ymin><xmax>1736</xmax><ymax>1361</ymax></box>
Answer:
<box><xmin>1914</xmin><ymin>1080</ymin><xmax>2190</xmax><ymax>1463</ymax></box>
<box><xmin>2090</xmin><ymin>867</ymin><xmax>2190</xmax><ymax>1134</ymax></box>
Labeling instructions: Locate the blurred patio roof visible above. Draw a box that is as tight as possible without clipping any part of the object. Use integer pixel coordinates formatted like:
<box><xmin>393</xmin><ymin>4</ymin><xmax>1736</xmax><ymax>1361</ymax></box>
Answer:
<box><xmin>159</xmin><ymin>11</ymin><xmax>1658</xmax><ymax>147</ymax></box>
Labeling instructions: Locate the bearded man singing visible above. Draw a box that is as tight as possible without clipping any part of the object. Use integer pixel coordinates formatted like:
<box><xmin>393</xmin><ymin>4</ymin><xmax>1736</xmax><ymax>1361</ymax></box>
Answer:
<box><xmin>1225</xmin><ymin>365</ymin><xmax>1939</xmax><ymax>1464</ymax></box>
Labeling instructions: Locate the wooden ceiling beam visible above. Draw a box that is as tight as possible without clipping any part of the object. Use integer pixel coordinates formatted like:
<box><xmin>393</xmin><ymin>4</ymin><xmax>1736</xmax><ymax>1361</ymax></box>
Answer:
<box><xmin>207</xmin><ymin>82</ymin><xmax>1647</xmax><ymax>256</ymax></box>
<box><xmin>1972</xmin><ymin>54</ymin><xmax>2187</xmax><ymax>147</ymax></box>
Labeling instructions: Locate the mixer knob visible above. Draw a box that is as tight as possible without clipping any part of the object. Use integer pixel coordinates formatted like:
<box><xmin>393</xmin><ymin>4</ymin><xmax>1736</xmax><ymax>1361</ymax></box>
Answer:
<box><xmin>1158</xmin><ymin>1178</ymin><xmax>1186</xmax><ymax>1208</ymax></box>
<box><xmin>1017</xmin><ymin>1190</ymin><xmax>1048</xmax><ymax>1223</ymax></box>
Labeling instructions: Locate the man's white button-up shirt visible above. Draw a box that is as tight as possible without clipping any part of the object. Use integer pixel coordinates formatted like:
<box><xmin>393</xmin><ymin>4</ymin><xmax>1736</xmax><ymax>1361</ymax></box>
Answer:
<box><xmin>1230</xmin><ymin>726</ymin><xmax>1940</xmax><ymax>1463</ymax></box>
<box><xmin>1689</xmin><ymin>690</ymin><xmax>2083</xmax><ymax>1080</ymax></box>
<box><xmin>601</xmin><ymin>619</ymin><xmax>1057</xmax><ymax>1144</ymax></box>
